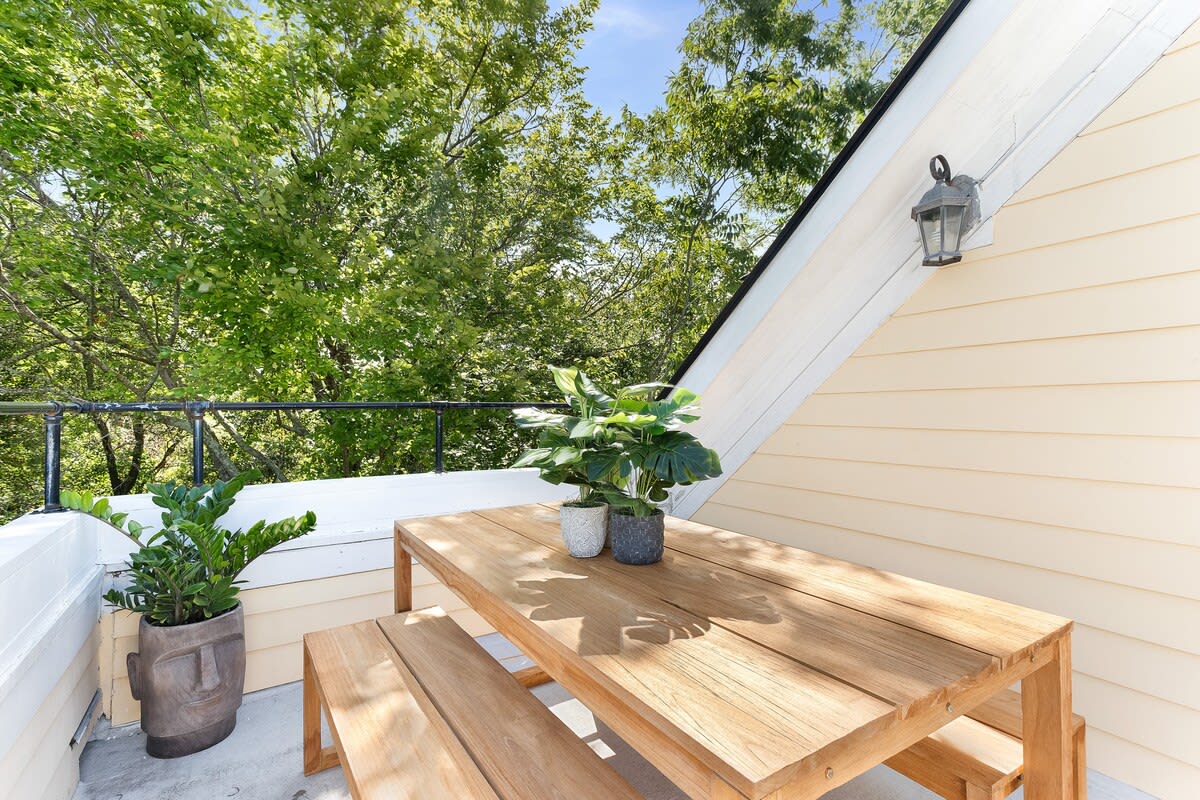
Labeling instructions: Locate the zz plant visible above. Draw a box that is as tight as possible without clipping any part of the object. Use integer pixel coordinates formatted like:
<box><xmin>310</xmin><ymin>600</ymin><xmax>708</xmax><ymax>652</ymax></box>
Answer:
<box><xmin>63</xmin><ymin>470</ymin><xmax>316</xmax><ymax>626</ymax></box>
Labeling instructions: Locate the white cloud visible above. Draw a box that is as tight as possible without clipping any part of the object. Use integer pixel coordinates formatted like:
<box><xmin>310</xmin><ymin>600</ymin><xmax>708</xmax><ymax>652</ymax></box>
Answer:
<box><xmin>593</xmin><ymin>2</ymin><xmax>669</xmax><ymax>39</ymax></box>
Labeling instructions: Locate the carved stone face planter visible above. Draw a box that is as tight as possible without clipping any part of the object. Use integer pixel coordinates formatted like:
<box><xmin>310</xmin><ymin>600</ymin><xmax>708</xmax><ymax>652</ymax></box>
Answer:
<box><xmin>560</xmin><ymin>503</ymin><xmax>608</xmax><ymax>557</ymax></box>
<box><xmin>129</xmin><ymin>603</ymin><xmax>246</xmax><ymax>758</ymax></box>
<box><xmin>610</xmin><ymin>510</ymin><xmax>665</xmax><ymax>565</ymax></box>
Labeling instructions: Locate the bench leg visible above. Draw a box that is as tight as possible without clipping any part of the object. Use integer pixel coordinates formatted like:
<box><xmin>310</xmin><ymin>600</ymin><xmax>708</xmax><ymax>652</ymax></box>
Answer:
<box><xmin>1074</xmin><ymin>723</ymin><xmax>1087</xmax><ymax>800</ymax></box>
<box><xmin>965</xmin><ymin>785</ymin><xmax>992</xmax><ymax>800</ymax></box>
<box><xmin>394</xmin><ymin>528</ymin><xmax>412</xmax><ymax>614</ymax></box>
<box><xmin>303</xmin><ymin>643</ymin><xmax>340</xmax><ymax>775</ymax></box>
<box><xmin>1022</xmin><ymin>637</ymin><xmax>1074</xmax><ymax>800</ymax></box>
<box><xmin>511</xmin><ymin>665</ymin><xmax>554</xmax><ymax>688</ymax></box>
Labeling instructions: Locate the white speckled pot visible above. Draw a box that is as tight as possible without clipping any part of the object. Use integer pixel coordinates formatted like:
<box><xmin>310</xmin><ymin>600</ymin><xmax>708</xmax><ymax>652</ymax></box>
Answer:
<box><xmin>560</xmin><ymin>503</ymin><xmax>608</xmax><ymax>558</ymax></box>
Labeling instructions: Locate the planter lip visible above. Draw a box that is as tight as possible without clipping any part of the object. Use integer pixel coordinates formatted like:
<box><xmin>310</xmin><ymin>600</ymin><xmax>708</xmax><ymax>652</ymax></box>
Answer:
<box><xmin>139</xmin><ymin>601</ymin><xmax>243</xmax><ymax>630</ymax></box>
<box><xmin>562</xmin><ymin>500</ymin><xmax>608</xmax><ymax>509</ymax></box>
<box><xmin>610</xmin><ymin>507</ymin><xmax>664</xmax><ymax>518</ymax></box>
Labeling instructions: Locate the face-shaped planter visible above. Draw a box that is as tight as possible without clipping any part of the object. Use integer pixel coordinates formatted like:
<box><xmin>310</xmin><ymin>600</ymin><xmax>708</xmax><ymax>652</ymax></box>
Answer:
<box><xmin>128</xmin><ymin>604</ymin><xmax>246</xmax><ymax>758</ymax></box>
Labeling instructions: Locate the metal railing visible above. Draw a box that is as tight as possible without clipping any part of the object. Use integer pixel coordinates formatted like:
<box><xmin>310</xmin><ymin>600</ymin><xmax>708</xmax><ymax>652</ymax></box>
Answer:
<box><xmin>0</xmin><ymin>399</ymin><xmax>567</xmax><ymax>513</ymax></box>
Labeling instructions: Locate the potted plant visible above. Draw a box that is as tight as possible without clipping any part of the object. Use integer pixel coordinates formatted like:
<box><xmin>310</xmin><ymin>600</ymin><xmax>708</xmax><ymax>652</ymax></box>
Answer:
<box><xmin>512</xmin><ymin>366</ymin><xmax>626</xmax><ymax>558</ymax></box>
<box><xmin>62</xmin><ymin>470</ymin><xmax>316</xmax><ymax>758</ymax></box>
<box><xmin>595</xmin><ymin>383</ymin><xmax>722</xmax><ymax>565</ymax></box>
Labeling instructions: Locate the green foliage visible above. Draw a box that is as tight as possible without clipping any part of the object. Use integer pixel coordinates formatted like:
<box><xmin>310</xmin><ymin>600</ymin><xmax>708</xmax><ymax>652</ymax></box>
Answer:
<box><xmin>515</xmin><ymin>366</ymin><xmax>721</xmax><ymax>517</ymax></box>
<box><xmin>511</xmin><ymin>366</ymin><xmax>625</xmax><ymax>505</ymax></box>
<box><xmin>62</xmin><ymin>470</ymin><xmax>316</xmax><ymax>626</ymax></box>
<box><xmin>594</xmin><ymin>383</ymin><xmax>722</xmax><ymax>517</ymax></box>
<box><xmin>0</xmin><ymin>0</ymin><xmax>949</xmax><ymax>523</ymax></box>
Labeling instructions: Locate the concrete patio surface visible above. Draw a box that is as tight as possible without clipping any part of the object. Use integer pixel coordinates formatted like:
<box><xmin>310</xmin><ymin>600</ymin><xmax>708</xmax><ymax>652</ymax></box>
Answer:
<box><xmin>73</xmin><ymin>634</ymin><xmax>1157</xmax><ymax>800</ymax></box>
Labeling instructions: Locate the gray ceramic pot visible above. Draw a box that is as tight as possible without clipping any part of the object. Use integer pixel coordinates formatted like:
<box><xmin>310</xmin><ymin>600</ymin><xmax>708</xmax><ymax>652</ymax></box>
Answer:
<box><xmin>560</xmin><ymin>503</ymin><xmax>608</xmax><ymax>557</ymax></box>
<box><xmin>610</xmin><ymin>510</ymin><xmax>665</xmax><ymax>565</ymax></box>
<box><xmin>129</xmin><ymin>603</ymin><xmax>246</xmax><ymax>758</ymax></box>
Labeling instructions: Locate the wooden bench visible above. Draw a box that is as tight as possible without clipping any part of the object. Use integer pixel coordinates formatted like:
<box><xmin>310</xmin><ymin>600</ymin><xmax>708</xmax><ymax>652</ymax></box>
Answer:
<box><xmin>886</xmin><ymin>688</ymin><xmax>1087</xmax><ymax>800</ymax></box>
<box><xmin>302</xmin><ymin>606</ymin><xmax>643</xmax><ymax>800</ymax></box>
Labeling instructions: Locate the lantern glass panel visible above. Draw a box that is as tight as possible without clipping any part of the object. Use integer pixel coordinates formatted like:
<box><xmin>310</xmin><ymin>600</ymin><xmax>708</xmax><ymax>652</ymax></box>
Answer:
<box><xmin>919</xmin><ymin>208</ymin><xmax>942</xmax><ymax>255</ymax></box>
<box><xmin>941</xmin><ymin>204</ymin><xmax>966</xmax><ymax>255</ymax></box>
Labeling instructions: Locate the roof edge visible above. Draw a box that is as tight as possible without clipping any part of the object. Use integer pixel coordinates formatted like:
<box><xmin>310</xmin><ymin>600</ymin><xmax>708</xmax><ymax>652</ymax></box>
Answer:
<box><xmin>666</xmin><ymin>0</ymin><xmax>972</xmax><ymax>391</ymax></box>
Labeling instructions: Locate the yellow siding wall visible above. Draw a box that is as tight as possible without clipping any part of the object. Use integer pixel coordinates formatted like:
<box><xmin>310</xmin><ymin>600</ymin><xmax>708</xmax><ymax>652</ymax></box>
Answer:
<box><xmin>101</xmin><ymin>566</ymin><xmax>489</xmax><ymax>726</ymax></box>
<box><xmin>695</xmin><ymin>22</ymin><xmax>1200</xmax><ymax>800</ymax></box>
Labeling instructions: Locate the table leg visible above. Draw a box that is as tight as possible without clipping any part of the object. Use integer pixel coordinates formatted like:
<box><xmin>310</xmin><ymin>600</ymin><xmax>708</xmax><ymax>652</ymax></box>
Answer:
<box><xmin>394</xmin><ymin>526</ymin><xmax>412</xmax><ymax>614</ymax></box>
<box><xmin>1022</xmin><ymin>636</ymin><xmax>1074</xmax><ymax>800</ymax></box>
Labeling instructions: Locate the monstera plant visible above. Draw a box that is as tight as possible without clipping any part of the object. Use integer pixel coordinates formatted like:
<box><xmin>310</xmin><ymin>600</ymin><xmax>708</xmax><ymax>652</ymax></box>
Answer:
<box><xmin>513</xmin><ymin>367</ymin><xmax>625</xmax><ymax>557</ymax></box>
<box><xmin>513</xmin><ymin>368</ymin><xmax>721</xmax><ymax>564</ymax></box>
<box><xmin>590</xmin><ymin>382</ymin><xmax>722</xmax><ymax>564</ymax></box>
<box><xmin>63</xmin><ymin>471</ymin><xmax>316</xmax><ymax>758</ymax></box>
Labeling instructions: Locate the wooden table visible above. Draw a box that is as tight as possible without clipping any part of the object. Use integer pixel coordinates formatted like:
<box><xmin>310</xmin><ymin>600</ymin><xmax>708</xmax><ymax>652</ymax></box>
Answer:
<box><xmin>393</xmin><ymin>504</ymin><xmax>1074</xmax><ymax>800</ymax></box>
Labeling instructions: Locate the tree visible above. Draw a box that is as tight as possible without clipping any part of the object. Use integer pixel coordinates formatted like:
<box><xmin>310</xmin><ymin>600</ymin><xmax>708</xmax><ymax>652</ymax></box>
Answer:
<box><xmin>0</xmin><ymin>0</ymin><xmax>951</xmax><ymax>522</ymax></box>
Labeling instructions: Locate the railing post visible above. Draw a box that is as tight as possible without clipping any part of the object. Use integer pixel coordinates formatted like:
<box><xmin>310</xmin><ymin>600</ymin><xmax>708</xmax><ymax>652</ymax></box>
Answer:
<box><xmin>434</xmin><ymin>407</ymin><xmax>444</xmax><ymax>474</ymax></box>
<box><xmin>40</xmin><ymin>402</ymin><xmax>65</xmax><ymax>513</ymax></box>
<box><xmin>185</xmin><ymin>401</ymin><xmax>206</xmax><ymax>485</ymax></box>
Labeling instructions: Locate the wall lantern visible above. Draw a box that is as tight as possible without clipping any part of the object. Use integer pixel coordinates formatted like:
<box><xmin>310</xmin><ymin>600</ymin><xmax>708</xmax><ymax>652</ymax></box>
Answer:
<box><xmin>911</xmin><ymin>154</ymin><xmax>979</xmax><ymax>266</ymax></box>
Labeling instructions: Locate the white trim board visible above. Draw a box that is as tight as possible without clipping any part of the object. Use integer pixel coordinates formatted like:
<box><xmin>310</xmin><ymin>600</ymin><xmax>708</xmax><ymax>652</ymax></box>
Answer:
<box><xmin>99</xmin><ymin>468</ymin><xmax>574</xmax><ymax>589</ymax></box>
<box><xmin>672</xmin><ymin>0</ymin><xmax>1200</xmax><ymax>519</ymax></box>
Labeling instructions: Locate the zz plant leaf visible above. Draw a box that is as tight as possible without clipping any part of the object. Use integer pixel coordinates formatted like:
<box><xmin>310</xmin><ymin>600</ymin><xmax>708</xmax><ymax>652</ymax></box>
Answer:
<box><xmin>63</xmin><ymin>470</ymin><xmax>316</xmax><ymax>626</ymax></box>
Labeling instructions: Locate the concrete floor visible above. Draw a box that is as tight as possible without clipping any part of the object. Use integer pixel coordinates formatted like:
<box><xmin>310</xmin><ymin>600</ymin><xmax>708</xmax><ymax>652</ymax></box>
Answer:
<box><xmin>74</xmin><ymin>634</ymin><xmax>1157</xmax><ymax>800</ymax></box>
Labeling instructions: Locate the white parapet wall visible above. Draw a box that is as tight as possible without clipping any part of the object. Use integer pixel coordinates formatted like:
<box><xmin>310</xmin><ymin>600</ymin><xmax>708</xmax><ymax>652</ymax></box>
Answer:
<box><xmin>0</xmin><ymin>468</ymin><xmax>572</xmax><ymax>799</ymax></box>
<box><xmin>0</xmin><ymin>511</ymin><xmax>102</xmax><ymax>800</ymax></box>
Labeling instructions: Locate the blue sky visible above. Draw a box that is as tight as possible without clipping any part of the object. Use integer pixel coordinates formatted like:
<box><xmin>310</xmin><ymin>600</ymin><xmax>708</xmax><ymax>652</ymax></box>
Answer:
<box><xmin>561</xmin><ymin>1</ymin><xmax>702</xmax><ymax>117</ymax></box>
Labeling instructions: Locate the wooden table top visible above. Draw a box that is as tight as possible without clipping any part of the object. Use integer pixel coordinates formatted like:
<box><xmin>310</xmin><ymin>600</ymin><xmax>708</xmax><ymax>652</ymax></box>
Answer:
<box><xmin>395</xmin><ymin>503</ymin><xmax>1072</xmax><ymax>800</ymax></box>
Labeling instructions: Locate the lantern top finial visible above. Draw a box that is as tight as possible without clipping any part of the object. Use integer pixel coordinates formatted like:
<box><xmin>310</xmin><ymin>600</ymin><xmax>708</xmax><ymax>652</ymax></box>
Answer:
<box><xmin>929</xmin><ymin>154</ymin><xmax>951</xmax><ymax>182</ymax></box>
<box><xmin>912</xmin><ymin>154</ymin><xmax>971</xmax><ymax>218</ymax></box>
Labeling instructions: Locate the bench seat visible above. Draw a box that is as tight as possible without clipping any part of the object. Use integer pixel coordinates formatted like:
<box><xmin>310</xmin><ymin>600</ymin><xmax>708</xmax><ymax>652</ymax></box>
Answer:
<box><xmin>303</xmin><ymin>606</ymin><xmax>642</xmax><ymax>800</ymax></box>
<box><xmin>886</xmin><ymin>689</ymin><xmax>1087</xmax><ymax>800</ymax></box>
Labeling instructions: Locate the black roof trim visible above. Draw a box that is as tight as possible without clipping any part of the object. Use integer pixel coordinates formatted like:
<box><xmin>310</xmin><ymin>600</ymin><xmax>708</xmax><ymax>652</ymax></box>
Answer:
<box><xmin>666</xmin><ymin>0</ymin><xmax>972</xmax><ymax>390</ymax></box>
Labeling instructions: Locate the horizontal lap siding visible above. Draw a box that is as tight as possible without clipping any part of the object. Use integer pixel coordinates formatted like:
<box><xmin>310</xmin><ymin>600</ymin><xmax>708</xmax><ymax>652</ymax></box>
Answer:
<box><xmin>102</xmin><ymin>567</ymin><xmax>491</xmax><ymax>726</ymax></box>
<box><xmin>0</xmin><ymin>631</ymin><xmax>97</xmax><ymax>800</ymax></box>
<box><xmin>695</xmin><ymin>25</ymin><xmax>1200</xmax><ymax>800</ymax></box>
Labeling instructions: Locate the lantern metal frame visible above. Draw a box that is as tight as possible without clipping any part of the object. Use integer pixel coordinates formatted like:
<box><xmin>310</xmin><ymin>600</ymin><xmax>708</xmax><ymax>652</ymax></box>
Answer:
<box><xmin>911</xmin><ymin>154</ymin><xmax>979</xmax><ymax>266</ymax></box>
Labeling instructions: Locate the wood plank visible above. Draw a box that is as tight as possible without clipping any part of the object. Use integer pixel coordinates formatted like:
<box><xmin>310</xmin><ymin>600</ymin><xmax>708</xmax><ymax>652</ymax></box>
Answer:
<box><xmin>823</xmin><ymin>325</ymin><xmax>1200</xmax><ymax>394</ymax></box>
<box><xmin>966</xmin><ymin>688</ymin><xmax>1084</xmax><ymax>740</ymax></box>
<box><xmin>302</xmin><ymin>621</ymin><xmax>499</xmax><ymax>800</ymax></box>
<box><xmin>1085</xmin><ymin>41</ymin><xmax>1200</xmax><ymax>133</ymax></box>
<box><xmin>302</xmin><ymin>645</ymin><xmax>338</xmax><ymax>775</ymax></box>
<box><xmin>732</xmin><ymin>453</ymin><xmax>1200</xmax><ymax>549</ymax></box>
<box><xmin>884</xmin><ymin>714</ymin><xmax>1022</xmax><ymax>799</ymax></box>
<box><xmin>711</xmin><ymin>478</ymin><xmax>1200</xmax><ymax>603</ymax></box>
<box><xmin>399</xmin><ymin>509</ymin><xmax>1067</xmax><ymax>799</ymax></box>
<box><xmin>394</xmin><ymin>521</ymin><xmax>412</xmax><ymax>613</ymax></box>
<box><xmin>1166</xmin><ymin>18</ymin><xmax>1200</xmax><ymax>54</ymax></box>
<box><xmin>695</xmin><ymin>502</ymin><xmax>1200</xmax><ymax>660</ymax></box>
<box><xmin>1023</xmin><ymin>638</ymin><xmax>1074</xmax><ymax>800</ymax></box>
<box><xmin>377</xmin><ymin>608</ymin><xmax>642</xmax><ymax>800</ymax></box>
<box><xmin>397</xmin><ymin>511</ymin><xmax>896</xmax><ymax>799</ymax></box>
<box><xmin>658</xmin><ymin>512</ymin><xmax>1068</xmax><ymax>661</ymax></box>
<box><xmin>479</xmin><ymin>504</ymin><xmax>997</xmax><ymax>707</ymax></box>
<box><xmin>897</xmin><ymin>214</ymin><xmax>1200</xmax><ymax>315</ymax></box>
<box><xmin>510</xmin><ymin>665</ymin><xmax>553</xmax><ymax>688</ymax></box>
<box><xmin>760</xmin><ymin>424</ymin><xmax>1200</xmax><ymax>493</ymax></box>
<box><xmin>987</xmin><ymin>154</ymin><xmax>1200</xmax><ymax>258</ymax></box>
<box><xmin>861</xmin><ymin>270</ymin><xmax>1200</xmax><ymax>356</ymax></box>
<box><xmin>793</xmin><ymin>382</ymin><xmax>1200</xmax><ymax>438</ymax></box>
<box><xmin>1012</xmin><ymin>100</ymin><xmax>1200</xmax><ymax>205</ymax></box>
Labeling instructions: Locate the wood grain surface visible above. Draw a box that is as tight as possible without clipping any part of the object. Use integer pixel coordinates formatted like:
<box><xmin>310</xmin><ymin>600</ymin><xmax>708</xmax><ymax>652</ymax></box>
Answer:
<box><xmin>396</xmin><ymin>504</ymin><xmax>1074</xmax><ymax>799</ymax></box>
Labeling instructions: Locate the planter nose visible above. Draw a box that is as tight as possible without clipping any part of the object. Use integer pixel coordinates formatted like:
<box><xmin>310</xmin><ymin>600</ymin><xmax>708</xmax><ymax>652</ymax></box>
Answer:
<box><xmin>198</xmin><ymin>644</ymin><xmax>220</xmax><ymax>692</ymax></box>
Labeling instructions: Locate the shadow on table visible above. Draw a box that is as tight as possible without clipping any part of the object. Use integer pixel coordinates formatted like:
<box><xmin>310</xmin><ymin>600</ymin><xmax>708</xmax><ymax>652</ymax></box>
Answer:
<box><xmin>514</xmin><ymin>551</ymin><xmax>782</xmax><ymax>658</ymax></box>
